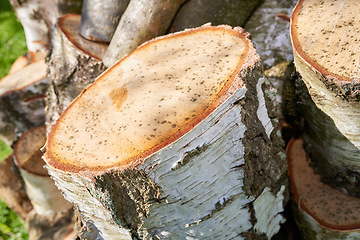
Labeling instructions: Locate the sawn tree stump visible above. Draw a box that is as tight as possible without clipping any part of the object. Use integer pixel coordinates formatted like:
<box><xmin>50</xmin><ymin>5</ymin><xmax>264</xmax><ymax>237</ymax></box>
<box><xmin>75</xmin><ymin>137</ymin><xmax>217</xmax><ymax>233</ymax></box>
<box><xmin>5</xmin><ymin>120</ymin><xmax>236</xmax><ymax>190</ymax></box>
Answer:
<box><xmin>44</xmin><ymin>25</ymin><xmax>287</xmax><ymax>239</ymax></box>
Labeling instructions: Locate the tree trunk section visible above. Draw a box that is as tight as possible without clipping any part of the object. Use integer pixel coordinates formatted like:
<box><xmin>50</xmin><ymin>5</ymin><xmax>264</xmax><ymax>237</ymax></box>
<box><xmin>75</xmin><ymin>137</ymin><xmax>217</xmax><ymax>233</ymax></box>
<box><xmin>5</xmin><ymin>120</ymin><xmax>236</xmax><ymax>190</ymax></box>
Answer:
<box><xmin>44</xmin><ymin>25</ymin><xmax>287</xmax><ymax>239</ymax></box>
<box><xmin>290</xmin><ymin>0</ymin><xmax>360</xmax><ymax>196</ymax></box>
<box><xmin>0</xmin><ymin>61</ymin><xmax>48</xmax><ymax>145</ymax></box>
<box><xmin>287</xmin><ymin>138</ymin><xmax>360</xmax><ymax>239</ymax></box>
<box><xmin>46</xmin><ymin>14</ymin><xmax>107</xmax><ymax>128</ymax></box>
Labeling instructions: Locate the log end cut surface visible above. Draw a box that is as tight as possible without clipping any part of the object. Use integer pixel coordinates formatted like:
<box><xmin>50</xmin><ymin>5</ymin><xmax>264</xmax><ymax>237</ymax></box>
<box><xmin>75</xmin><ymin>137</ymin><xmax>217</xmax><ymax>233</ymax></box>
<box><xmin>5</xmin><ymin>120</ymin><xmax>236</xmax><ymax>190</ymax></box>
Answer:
<box><xmin>291</xmin><ymin>0</ymin><xmax>360</xmax><ymax>82</ymax></box>
<box><xmin>45</xmin><ymin>25</ymin><xmax>255</xmax><ymax>173</ymax></box>
<box><xmin>59</xmin><ymin>14</ymin><xmax>108</xmax><ymax>61</ymax></box>
<box><xmin>14</xmin><ymin>126</ymin><xmax>48</xmax><ymax>176</ymax></box>
<box><xmin>0</xmin><ymin>60</ymin><xmax>47</xmax><ymax>98</ymax></box>
<box><xmin>287</xmin><ymin>138</ymin><xmax>360</xmax><ymax>230</ymax></box>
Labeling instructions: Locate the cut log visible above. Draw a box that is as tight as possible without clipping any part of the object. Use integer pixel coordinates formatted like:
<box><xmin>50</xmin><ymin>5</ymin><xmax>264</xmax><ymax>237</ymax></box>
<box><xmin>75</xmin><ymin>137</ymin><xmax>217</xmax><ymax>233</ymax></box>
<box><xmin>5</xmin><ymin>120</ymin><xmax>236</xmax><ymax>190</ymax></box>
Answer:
<box><xmin>44</xmin><ymin>25</ymin><xmax>287</xmax><ymax>239</ymax></box>
<box><xmin>0</xmin><ymin>60</ymin><xmax>48</xmax><ymax>146</ymax></box>
<box><xmin>287</xmin><ymin>137</ymin><xmax>360</xmax><ymax>239</ymax></box>
<box><xmin>46</xmin><ymin>14</ymin><xmax>107</xmax><ymax>128</ymax></box>
<box><xmin>14</xmin><ymin>126</ymin><xmax>72</xmax><ymax>216</ymax></box>
<box><xmin>0</xmin><ymin>154</ymin><xmax>33</xmax><ymax>220</ymax></box>
<box><xmin>102</xmin><ymin>0</ymin><xmax>187</xmax><ymax>67</ymax></box>
<box><xmin>13</xmin><ymin>126</ymin><xmax>74</xmax><ymax>240</ymax></box>
<box><xmin>79</xmin><ymin>0</ymin><xmax>130</xmax><ymax>42</ymax></box>
<box><xmin>290</xmin><ymin>0</ymin><xmax>360</xmax><ymax>196</ymax></box>
<box><xmin>8</xmin><ymin>51</ymin><xmax>48</xmax><ymax>75</ymax></box>
<box><xmin>170</xmin><ymin>0</ymin><xmax>263</xmax><ymax>32</ymax></box>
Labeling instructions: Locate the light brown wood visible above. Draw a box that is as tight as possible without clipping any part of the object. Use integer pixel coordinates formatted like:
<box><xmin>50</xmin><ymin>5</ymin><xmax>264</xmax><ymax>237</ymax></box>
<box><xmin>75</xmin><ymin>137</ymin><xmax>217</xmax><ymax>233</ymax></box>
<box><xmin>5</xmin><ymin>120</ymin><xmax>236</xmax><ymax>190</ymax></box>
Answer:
<box><xmin>46</xmin><ymin>25</ymin><xmax>252</xmax><ymax>173</ymax></box>
<box><xmin>14</xmin><ymin>127</ymin><xmax>72</xmax><ymax>216</ymax></box>
<box><xmin>0</xmin><ymin>155</ymin><xmax>33</xmax><ymax>220</ymax></box>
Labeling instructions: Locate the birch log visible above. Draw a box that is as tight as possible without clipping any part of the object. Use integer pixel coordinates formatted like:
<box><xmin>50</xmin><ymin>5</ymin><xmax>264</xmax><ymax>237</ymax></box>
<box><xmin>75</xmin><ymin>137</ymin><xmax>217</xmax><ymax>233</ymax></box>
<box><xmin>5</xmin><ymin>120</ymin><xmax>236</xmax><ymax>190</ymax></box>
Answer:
<box><xmin>44</xmin><ymin>25</ymin><xmax>287</xmax><ymax>239</ymax></box>
<box><xmin>13</xmin><ymin>126</ymin><xmax>74</xmax><ymax>240</ymax></box>
<box><xmin>102</xmin><ymin>0</ymin><xmax>187</xmax><ymax>67</ymax></box>
<box><xmin>287</xmin><ymin>138</ymin><xmax>360</xmax><ymax>239</ymax></box>
<box><xmin>9</xmin><ymin>0</ymin><xmax>58</xmax><ymax>53</ymax></box>
<box><xmin>0</xmin><ymin>61</ymin><xmax>48</xmax><ymax>145</ymax></box>
<box><xmin>46</xmin><ymin>14</ymin><xmax>108</xmax><ymax>129</ymax></box>
<box><xmin>290</xmin><ymin>0</ymin><xmax>360</xmax><ymax>196</ymax></box>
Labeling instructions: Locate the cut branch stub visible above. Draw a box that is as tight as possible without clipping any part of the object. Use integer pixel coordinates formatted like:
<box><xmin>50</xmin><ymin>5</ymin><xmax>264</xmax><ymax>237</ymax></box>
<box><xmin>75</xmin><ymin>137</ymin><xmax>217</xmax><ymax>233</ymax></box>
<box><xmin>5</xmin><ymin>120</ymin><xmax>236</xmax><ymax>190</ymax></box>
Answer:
<box><xmin>287</xmin><ymin>138</ymin><xmax>360</xmax><ymax>239</ymax></box>
<box><xmin>44</xmin><ymin>25</ymin><xmax>286</xmax><ymax>239</ymax></box>
<box><xmin>79</xmin><ymin>0</ymin><xmax>130</xmax><ymax>42</ymax></box>
<box><xmin>290</xmin><ymin>0</ymin><xmax>360</xmax><ymax>195</ymax></box>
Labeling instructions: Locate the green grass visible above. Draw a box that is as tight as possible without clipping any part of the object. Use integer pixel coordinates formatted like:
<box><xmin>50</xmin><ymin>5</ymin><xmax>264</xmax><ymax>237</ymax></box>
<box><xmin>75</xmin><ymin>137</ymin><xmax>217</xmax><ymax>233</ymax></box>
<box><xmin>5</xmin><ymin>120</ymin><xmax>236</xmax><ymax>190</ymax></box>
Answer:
<box><xmin>0</xmin><ymin>1</ymin><xmax>27</xmax><ymax>78</ymax></box>
<box><xmin>0</xmin><ymin>141</ymin><xmax>12</xmax><ymax>162</ymax></box>
<box><xmin>0</xmin><ymin>1</ymin><xmax>28</xmax><ymax>239</ymax></box>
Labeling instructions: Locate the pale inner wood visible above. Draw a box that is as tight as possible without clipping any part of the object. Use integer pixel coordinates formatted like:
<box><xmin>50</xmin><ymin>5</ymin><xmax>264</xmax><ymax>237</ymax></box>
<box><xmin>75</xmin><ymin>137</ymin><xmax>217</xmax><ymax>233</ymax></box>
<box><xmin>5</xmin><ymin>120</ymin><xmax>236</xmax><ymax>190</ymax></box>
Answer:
<box><xmin>0</xmin><ymin>60</ymin><xmax>46</xmax><ymax>97</ymax></box>
<box><xmin>15</xmin><ymin>127</ymin><xmax>48</xmax><ymax>176</ymax></box>
<box><xmin>295</xmin><ymin>0</ymin><xmax>360</xmax><ymax>80</ymax></box>
<box><xmin>49</xmin><ymin>28</ymin><xmax>247</xmax><ymax>169</ymax></box>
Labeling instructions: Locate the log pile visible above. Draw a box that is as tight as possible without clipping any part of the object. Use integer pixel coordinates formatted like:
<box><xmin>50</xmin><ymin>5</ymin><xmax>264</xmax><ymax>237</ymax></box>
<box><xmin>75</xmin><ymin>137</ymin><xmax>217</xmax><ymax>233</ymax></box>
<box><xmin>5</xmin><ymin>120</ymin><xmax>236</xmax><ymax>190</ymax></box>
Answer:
<box><xmin>4</xmin><ymin>0</ymin><xmax>359</xmax><ymax>239</ymax></box>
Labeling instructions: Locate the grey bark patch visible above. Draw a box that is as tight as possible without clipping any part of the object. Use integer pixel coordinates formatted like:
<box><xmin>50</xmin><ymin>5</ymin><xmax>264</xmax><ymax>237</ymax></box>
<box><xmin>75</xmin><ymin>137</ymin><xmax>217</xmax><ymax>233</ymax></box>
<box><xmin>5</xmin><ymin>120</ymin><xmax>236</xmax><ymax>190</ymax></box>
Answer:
<box><xmin>93</xmin><ymin>169</ymin><xmax>161</xmax><ymax>239</ymax></box>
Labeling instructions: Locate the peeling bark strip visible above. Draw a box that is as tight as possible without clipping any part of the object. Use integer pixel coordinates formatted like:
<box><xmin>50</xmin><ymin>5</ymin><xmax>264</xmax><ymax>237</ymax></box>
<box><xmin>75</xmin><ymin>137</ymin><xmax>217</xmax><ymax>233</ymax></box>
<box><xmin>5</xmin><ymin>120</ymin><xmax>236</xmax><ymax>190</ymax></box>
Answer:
<box><xmin>102</xmin><ymin>0</ymin><xmax>187</xmax><ymax>67</ymax></box>
<box><xmin>290</xmin><ymin>0</ymin><xmax>360</xmax><ymax>196</ymax></box>
<box><xmin>44</xmin><ymin>25</ymin><xmax>286</xmax><ymax>239</ymax></box>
